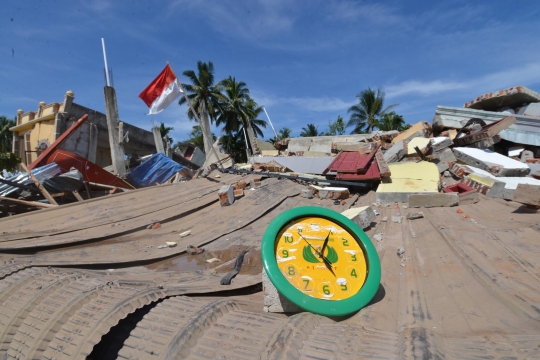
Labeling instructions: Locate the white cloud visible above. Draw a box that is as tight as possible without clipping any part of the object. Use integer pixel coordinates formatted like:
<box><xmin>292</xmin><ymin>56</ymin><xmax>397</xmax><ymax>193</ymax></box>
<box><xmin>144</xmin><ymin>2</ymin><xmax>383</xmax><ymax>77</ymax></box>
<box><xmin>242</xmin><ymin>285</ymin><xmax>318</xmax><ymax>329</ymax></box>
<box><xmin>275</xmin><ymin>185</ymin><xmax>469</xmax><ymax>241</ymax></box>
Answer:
<box><xmin>386</xmin><ymin>63</ymin><xmax>540</xmax><ymax>99</ymax></box>
<box><xmin>251</xmin><ymin>89</ymin><xmax>355</xmax><ymax>113</ymax></box>
<box><xmin>326</xmin><ymin>1</ymin><xmax>403</xmax><ymax>24</ymax></box>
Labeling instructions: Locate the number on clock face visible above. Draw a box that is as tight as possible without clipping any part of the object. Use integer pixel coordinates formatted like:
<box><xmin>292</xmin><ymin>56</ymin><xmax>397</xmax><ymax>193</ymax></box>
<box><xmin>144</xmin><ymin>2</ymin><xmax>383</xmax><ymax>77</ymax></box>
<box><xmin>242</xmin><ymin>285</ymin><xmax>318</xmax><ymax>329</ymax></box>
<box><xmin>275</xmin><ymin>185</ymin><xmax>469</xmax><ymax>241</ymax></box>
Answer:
<box><xmin>275</xmin><ymin>217</ymin><xmax>368</xmax><ymax>300</ymax></box>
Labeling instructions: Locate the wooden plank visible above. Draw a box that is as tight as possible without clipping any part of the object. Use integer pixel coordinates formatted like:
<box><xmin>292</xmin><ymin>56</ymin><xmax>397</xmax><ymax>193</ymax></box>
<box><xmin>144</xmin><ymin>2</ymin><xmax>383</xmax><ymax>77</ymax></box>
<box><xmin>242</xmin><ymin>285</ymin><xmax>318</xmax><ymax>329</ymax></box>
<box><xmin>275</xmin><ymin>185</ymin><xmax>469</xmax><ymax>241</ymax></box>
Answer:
<box><xmin>84</xmin><ymin>181</ymin><xmax>92</xmax><ymax>199</ymax></box>
<box><xmin>20</xmin><ymin>163</ymin><xmax>59</xmax><ymax>206</ymax></box>
<box><xmin>72</xmin><ymin>190</ymin><xmax>84</xmax><ymax>202</ymax></box>
<box><xmin>374</xmin><ymin>148</ymin><xmax>391</xmax><ymax>177</ymax></box>
<box><xmin>0</xmin><ymin>196</ymin><xmax>56</xmax><ymax>209</ymax></box>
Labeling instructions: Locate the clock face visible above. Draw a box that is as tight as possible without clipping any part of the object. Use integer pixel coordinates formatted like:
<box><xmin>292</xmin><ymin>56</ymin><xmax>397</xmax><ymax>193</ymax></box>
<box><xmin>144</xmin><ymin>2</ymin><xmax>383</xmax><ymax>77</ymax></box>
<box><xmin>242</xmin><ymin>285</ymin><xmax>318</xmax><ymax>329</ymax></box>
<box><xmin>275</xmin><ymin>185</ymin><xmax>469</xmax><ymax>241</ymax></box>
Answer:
<box><xmin>275</xmin><ymin>216</ymin><xmax>367</xmax><ymax>301</ymax></box>
<box><xmin>262</xmin><ymin>206</ymin><xmax>381</xmax><ymax>316</ymax></box>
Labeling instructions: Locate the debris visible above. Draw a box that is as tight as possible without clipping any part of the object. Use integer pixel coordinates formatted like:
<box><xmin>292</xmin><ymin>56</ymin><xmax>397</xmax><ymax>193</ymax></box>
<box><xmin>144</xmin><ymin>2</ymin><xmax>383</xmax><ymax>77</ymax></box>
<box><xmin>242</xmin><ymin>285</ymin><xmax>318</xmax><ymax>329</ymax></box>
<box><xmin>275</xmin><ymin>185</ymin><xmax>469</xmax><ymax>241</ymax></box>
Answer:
<box><xmin>157</xmin><ymin>244</ymin><xmax>168</xmax><ymax>249</ymax></box>
<box><xmin>409</xmin><ymin>193</ymin><xmax>459</xmax><ymax>208</ymax></box>
<box><xmin>453</xmin><ymin>116</ymin><xmax>516</xmax><ymax>147</ymax></box>
<box><xmin>179</xmin><ymin>230</ymin><xmax>191</xmax><ymax>237</ymax></box>
<box><xmin>512</xmin><ymin>184</ymin><xmax>540</xmax><ymax>207</ymax></box>
<box><xmin>233</xmin><ymin>189</ymin><xmax>244</xmax><ymax>199</ymax></box>
<box><xmin>341</xmin><ymin>206</ymin><xmax>376</xmax><ymax>230</ymax></box>
<box><xmin>214</xmin><ymin>174</ymin><xmax>221</xmax><ymax>178</ymax></box>
<box><xmin>453</xmin><ymin>147</ymin><xmax>530</xmax><ymax>177</ymax></box>
<box><xmin>147</xmin><ymin>222</ymin><xmax>161</xmax><ymax>230</ymax></box>
<box><xmin>376</xmin><ymin>162</ymin><xmax>439</xmax><ymax>203</ymax></box>
<box><xmin>432</xmin><ymin>148</ymin><xmax>457</xmax><ymax>173</ymax></box>
<box><xmin>442</xmin><ymin>183</ymin><xmax>479</xmax><ymax>205</ymax></box>
<box><xmin>381</xmin><ymin>216</ymin><xmax>388</xmax><ymax>222</ymax></box>
<box><xmin>430</xmin><ymin>136</ymin><xmax>452</xmax><ymax>152</ymax></box>
<box><xmin>406</xmin><ymin>211</ymin><xmax>424</xmax><ymax>220</ymax></box>
<box><xmin>407</xmin><ymin>137</ymin><xmax>430</xmax><ymax>156</ymax></box>
<box><xmin>166</xmin><ymin>241</ymin><xmax>177</xmax><ymax>247</ymax></box>
<box><xmin>373</xmin><ymin>233</ymin><xmax>383</xmax><ymax>242</ymax></box>
<box><xmin>250</xmin><ymin>178</ymin><xmax>262</xmax><ymax>189</ymax></box>
<box><xmin>456</xmin><ymin>208</ymin><xmax>464</xmax><ymax>214</ymax></box>
<box><xmin>301</xmin><ymin>188</ymin><xmax>313</xmax><ymax>198</ymax></box>
<box><xmin>374</xmin><ymin>148</ymin><xmax>391</xmax><ymax>177</ymax></box>
<box><xmin>186</xmin><ymin>245</ymin><xmax>204</xmax><ymax>255</ymax></box>
<box><xmin>397</xmin><ymin>247</ymin><xmax>405</xmax><ymax>257</ymax></box>
<box><xmin>392</xmin><ymin>216</ymin><xmax>402</xmax><ymax>223</ymax></box>
<box><xmin>309</xmin><ymin>185</ymin><xmax>350</xmax><ymax>199</ymax></box>
<box><xmin>218</xmin><ymin>184</ymin><xmax>235</xmax><ymax>206</ymax></box>
<box><xmin>392</xmin><ymin>121</ymin><xmax>432</xmax><ymax>144</ymax></box>
<box><xmin>443</xmin><ymin>171</ymin><xmax>451</xmax><ymax>177</ymax></box>
<box><xmin>384</xmin><ymin>140</ymin><xmax>408</xmax><ymax>163</ymax></box>
<box><xmin>206</xmin><ymin>258</ymin><xmax>221</xmax><ymax>263</ymax></box>
<box><xmin>220</xmin><ymin>250</ymin><xmax>248</xmax><ymax>285</ymax></box>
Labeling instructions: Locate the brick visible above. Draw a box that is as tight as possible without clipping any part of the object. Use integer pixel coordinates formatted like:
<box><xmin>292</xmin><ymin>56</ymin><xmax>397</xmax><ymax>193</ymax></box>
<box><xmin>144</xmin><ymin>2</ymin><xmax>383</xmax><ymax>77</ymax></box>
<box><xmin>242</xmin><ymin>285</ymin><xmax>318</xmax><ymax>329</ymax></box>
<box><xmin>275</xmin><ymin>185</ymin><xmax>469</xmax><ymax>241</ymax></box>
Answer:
<box><xmin>218</xmin><ymin>185</ymin><xmax>234</xmax><ymax>206</ymax></box>
<box><xmin>235</xmin><ymin>181</ymin><xmax>247</xmax><ymax>190</ymax></box>
<box><xmin>233</xmin><ymin>189</ymin><xmax>244</xmax><ymax>198</ymax></box>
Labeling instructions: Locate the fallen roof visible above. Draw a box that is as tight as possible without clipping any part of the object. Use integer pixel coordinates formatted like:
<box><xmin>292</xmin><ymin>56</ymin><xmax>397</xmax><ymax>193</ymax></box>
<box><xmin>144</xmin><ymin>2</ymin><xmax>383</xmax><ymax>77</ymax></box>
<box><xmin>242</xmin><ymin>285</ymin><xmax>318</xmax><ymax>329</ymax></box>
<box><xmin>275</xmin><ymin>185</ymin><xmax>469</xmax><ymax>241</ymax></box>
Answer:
<box><xmin>0</xmin><ymin>175</ymin><xmax>539</xmax><ymax>359</ymax></box>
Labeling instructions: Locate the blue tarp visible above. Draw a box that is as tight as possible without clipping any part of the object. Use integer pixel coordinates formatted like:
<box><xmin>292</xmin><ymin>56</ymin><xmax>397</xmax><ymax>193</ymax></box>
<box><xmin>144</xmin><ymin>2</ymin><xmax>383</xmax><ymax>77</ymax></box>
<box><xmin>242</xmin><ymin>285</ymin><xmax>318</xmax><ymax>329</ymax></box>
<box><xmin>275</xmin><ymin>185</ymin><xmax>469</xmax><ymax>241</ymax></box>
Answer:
<box><xmin>126</xmin><ymin>153</ymin><xmax>186</xmax><ymax>188</ymax></box>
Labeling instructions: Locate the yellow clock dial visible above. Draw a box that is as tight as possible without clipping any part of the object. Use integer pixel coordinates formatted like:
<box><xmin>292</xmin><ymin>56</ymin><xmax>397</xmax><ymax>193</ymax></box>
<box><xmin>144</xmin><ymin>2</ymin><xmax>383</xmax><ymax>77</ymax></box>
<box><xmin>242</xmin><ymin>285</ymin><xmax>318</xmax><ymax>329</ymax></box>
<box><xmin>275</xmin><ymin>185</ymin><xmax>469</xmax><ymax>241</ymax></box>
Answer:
<box><xmin>274</xmin><ymin>216</ymin><xmax>367</xmax><ymax>301</ymax></box>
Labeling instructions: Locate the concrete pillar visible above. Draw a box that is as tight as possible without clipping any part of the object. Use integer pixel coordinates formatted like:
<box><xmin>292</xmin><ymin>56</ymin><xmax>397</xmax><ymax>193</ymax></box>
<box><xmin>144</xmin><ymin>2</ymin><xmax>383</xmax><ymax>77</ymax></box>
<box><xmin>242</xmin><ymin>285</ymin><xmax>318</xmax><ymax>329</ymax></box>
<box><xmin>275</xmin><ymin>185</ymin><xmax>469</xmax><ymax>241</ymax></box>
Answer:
<box><xmin>87</xmin><ymin>122</ymin><xmax>98</xmax><ymax>163</ymax></box>
<box><xmin>103</xmin><ymin>86</ymin><xmax>126</xmax><ymax>176</ymax></box>
<box><xmin>37</xmin><ymin>101</ymin><xmax>46</xmax><ymax>118</ymax></box>
<box><xmin>152</xmin><ymin>126</ymin><xmax>165</xmax><ymax>154</ymax></box>
<box><xmin>63</xmin><ymin>90</ymin><xmax>74</xmax><ymax>114</ymax></box>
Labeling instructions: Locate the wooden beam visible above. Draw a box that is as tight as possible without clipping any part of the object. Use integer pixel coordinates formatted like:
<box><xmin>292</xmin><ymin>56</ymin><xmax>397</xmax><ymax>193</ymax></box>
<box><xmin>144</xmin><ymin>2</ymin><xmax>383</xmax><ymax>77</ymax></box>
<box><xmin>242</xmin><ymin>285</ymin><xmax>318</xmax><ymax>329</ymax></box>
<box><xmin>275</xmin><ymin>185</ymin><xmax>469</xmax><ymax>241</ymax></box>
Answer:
<box><xmin>0</xmin><ymin>196</ymin><xmax>57</xmax><ymax>208</ymax></box>
<box><xmin>72</xmin><ymin>190</ymin><xmax>84</xmax><ymax>202</ymax></box>
<box><xmin>374</xmin><ymin>148</ymin><xmax>391</xmax><ymax>177</ymax></box>
<box><xmin>84</xmin><ymin>181</ymin><xmax>93</xmax><ymax>199</ymax></box>
<box><xmin>20</xmin><ymin>162</ymin><xmax>59</xmax><ymax>205</ymax></box>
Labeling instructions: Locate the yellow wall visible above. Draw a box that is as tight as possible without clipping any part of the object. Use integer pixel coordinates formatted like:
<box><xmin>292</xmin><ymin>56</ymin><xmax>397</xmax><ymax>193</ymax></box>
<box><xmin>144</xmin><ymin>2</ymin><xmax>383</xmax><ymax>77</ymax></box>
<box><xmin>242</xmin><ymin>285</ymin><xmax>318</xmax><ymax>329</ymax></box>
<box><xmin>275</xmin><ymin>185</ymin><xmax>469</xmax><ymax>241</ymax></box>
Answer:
<box><xmin>27</xmin><ymin>120</ymin><xmax>55</xmax><ymax>163</ymax></box>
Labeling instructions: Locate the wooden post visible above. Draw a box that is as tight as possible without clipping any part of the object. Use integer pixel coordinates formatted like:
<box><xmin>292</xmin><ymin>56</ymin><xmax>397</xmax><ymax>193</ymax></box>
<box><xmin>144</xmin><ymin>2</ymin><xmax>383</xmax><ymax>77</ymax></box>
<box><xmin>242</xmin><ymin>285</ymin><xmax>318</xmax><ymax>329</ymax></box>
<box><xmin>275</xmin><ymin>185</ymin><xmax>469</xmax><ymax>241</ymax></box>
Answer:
<box><xmin>84</xmin><ymin>181</ymin><xmax>93</xmax><ymax>199</ymax></box>
<box><xmin>72</xmin><ymin>190</ymin><xmax>84</xmax><ymax>202</ymax></box>
<box><xmin>20</xmin><ymin>163</ymin><xmax>59</xmax><ymax>205</ymax></box>
<box><xmin>103</xmin><ymin>86</ymin><xmax>126</xmax><ymax>176</ymax></box>
<box><xmin>0</xmin><ymin>195</ymin><xmax>57</xmax><ymax>209</ymax></box>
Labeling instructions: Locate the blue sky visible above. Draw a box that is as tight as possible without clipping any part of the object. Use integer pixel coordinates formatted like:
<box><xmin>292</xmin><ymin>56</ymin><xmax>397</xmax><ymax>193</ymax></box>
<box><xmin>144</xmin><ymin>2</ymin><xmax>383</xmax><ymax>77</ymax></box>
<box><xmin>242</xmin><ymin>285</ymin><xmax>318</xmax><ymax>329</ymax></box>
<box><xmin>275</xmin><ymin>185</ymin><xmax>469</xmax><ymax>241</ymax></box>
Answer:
<box><xmin>2</xmin><ymin>0</ymin><xmax>540</xmax><ymax>143</ymax></box>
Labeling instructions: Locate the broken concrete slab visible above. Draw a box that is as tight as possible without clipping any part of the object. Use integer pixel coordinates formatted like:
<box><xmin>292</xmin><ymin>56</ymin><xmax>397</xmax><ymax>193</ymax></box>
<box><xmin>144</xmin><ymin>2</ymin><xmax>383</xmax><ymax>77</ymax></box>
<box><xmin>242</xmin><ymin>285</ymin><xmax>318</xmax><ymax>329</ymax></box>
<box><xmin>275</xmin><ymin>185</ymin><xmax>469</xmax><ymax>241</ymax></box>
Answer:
<box><xmin>341</xmin><ymin>206</ymin><xmax>376</xmax><ymax>229</ymax></box>
<box><xmin>251</xmin><ymin>156</ymin><xmax>334</xmax><ymax>175</ymax></box>
<box><xmin>430</xmin><ymin>137</ymin><xmax>452</xmax><ymax>152</ymax></box>
<box><xmin>391</xmin><ymin>216</ymin><xmax>402</xmax><ymax>223</ymax></box>
<box><xmin>309</xmin><ymin>185</ymin><xmax>350</xmax><ymax>199</ymax></box>
<box><xmin>462</xmin><ymin>173</ymin><xmax>506</xmax><ymax>198</ymax></box>
<box><xmin>432</xmin><ymin>148</ymin><xmax>457</xmax><ymax>173</ymax></box>
<box><xmin>453</xmin><ymin>147</ymin><xmax>530</xmax><ymax>177</ymax></box>
<box><xmin>453</xmin><ymin>116</ymin><xmax>515</xmax><ymax>147</ymax></box>
<box><xmin>409</xmin><ymin>193</ymin><xmax>459</xmax><ymax>208</ymax></box>
<box><xmin>392</xmin><ymin>121</ymin><xmax>432</xmax><ymax>144</ymax></box>
<box><xmin>383</xmin><ymin>140</ymin><xmax>407</xmax><ymax>163</ymax></box>
<box><xmin>464</xmin><ymin>85</ymin><xmax>540</xmax><ymax>111</ymax></box>
<box><xmin>512</xmin><ymin>184</ymin><xmax>540</xmax><ymax>207</ymax></box>
<box><xmin>263</xmin><ymin>268</ymin><xmax>303</xmax><ymax>313</ymax></box>
<box><xmin>407</xmin><ymin>137</ymin><xmax>431</xmax><ymax>156</ymax></box>
<box><xmin>218</xmin><ymin>185</ymin><xmax>235</xmax><ymax>206</ymax></box>
<box><xmin>376</xmin><ymin>162</ymin><xmax>439</xmax><ymax>202</ymax></box>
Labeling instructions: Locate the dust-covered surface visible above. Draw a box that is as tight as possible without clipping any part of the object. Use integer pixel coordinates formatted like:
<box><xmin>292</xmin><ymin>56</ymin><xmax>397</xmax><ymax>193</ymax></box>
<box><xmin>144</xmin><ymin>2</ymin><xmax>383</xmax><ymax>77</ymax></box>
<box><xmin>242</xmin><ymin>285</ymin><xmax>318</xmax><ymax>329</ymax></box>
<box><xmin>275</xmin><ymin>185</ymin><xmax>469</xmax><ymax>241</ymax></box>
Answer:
<box><xmin>0</xmin><ymin>175</ymin><xmax>539</xmax><ymax>359</ymax></box>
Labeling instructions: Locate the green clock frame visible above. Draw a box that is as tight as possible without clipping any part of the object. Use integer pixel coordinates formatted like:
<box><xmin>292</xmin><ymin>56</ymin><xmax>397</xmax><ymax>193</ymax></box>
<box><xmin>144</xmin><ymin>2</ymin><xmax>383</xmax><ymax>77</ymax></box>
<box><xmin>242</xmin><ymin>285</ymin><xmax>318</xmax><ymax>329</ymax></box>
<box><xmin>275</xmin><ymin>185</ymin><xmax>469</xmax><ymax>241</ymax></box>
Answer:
<box><xmin>262</xmin><ymin>206</ymin><xmax>381</xmax><ymax>317</ymax></box>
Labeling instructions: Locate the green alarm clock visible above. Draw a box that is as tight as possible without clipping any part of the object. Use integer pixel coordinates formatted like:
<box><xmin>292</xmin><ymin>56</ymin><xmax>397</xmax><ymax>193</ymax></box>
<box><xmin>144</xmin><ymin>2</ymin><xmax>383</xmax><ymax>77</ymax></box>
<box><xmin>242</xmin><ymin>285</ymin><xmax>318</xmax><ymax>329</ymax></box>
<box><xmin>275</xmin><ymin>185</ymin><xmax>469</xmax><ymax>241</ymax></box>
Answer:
<box><xmin>261</xmin><ymin>206</ymin><xmax>381</xmax><ymax>316</ymax></box>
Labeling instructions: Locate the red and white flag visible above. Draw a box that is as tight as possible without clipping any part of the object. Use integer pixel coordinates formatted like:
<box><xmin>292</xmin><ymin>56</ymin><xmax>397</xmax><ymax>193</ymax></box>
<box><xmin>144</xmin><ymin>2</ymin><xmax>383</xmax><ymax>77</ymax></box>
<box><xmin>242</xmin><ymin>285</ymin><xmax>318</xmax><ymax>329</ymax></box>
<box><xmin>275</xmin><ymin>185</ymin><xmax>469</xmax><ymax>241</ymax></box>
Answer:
<box><xmin>139</xmin><ymin>64</ymin><xmax>183</xmax><ymax>115</ymax></box>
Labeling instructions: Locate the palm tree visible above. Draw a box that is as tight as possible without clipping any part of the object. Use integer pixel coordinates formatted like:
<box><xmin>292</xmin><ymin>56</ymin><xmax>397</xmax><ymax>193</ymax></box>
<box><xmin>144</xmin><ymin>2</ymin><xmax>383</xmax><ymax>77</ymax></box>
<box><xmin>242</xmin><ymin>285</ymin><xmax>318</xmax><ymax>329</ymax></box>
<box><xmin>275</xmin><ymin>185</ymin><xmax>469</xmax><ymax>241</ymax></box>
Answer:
<box><xmin>278</xmin><ymin>127</ymin><xmax>292</xmax><ymax>139</ymax></box>
<box><xmin>376</xmin><ymin>112</ymin><xmax>406</xmax><ymax>131</ymax></box>
<box><xmin>300</xmin><ymin>123</ymin><xmax>321</xmax><ymax>137</ymax></box>
<box><xmin>178</xmin><ymin>61</ymin><xmax>224</xmax><ymax>154</ymax></box>
<box><xmin>347</xmin><ymin>88</ymin><xmax>397</xmax><ymax>133</ymax></box>
<box><xmin>159</xmin><ymin>122</ymin><xmax>174</xmax><ymax>145</ymax></box>
<box><xmin>0</xmin><ymin>116</ymin><xmax>15</xmax><ymax>153</ymax></box>
<box><xmin>216</xmin><ymin>77</ymin><xmax>266</xmax><ymax>157</ymax></box>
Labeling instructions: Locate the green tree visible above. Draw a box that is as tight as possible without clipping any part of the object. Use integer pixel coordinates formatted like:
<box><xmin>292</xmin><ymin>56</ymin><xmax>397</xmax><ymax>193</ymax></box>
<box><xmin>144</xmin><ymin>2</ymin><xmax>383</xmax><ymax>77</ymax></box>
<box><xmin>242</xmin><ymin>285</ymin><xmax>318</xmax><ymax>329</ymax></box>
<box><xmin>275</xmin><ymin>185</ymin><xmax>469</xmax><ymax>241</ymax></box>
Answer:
<box><xmin>173</xmin><ymin>125</ymin><xmax>214</xmax><ymax>153</ymax></box>
<box><xmin>326</xmin><ymin>115</ymin><xmax>346</xmax><ymax>135</ymax></box>
<box><xmin>376</xmin><ymin>112</ymin><xmax>406</xmax><ymax>131</ymax></box>
<box><xmin>0</xmin><ymin>116</ymin><xmax>20</xmax><ymax>173</ymax></box>
<box><xmin>278</xmin><ymin>127</ymin><xmax>292</xmax><ymax>139</ymax></box>
<box><xmin>159</xmin><ymin>122</ymin><xmax>174</xmax><ymax>145</ymax></box>
<box><xmin>216</xmin><ymin>76</ymin><xmax>266</xmax><ymax>158</ymax></box>
<box><xmin>300</xmin><ymin>123</ymin><xmax>322</xmax><ymax>137</ymax></box>
<box><xmin>178</xmin><ymin>61</ymin><xmax>224</xmax><ymax>155</ymax></box>
<box><xmin>347</xmin><ymin>88</ymin><xmax>397</xmax><ymax>133</ymax></box>
<box><xmin>220</xmin><ymin>133</ymin><xmax>247</xmax><ymax>163</ymax></box>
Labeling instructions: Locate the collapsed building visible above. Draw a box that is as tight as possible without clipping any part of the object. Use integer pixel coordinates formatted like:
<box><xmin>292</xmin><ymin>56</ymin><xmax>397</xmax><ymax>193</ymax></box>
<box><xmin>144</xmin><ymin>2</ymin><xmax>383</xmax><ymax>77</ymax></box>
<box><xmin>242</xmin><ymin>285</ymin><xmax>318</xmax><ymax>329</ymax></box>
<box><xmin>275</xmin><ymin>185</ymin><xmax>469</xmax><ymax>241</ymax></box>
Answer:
<box><xmin>0</xmin><ymin>85</ymin><xmax>539</xmax><ymax>359</ymax></box>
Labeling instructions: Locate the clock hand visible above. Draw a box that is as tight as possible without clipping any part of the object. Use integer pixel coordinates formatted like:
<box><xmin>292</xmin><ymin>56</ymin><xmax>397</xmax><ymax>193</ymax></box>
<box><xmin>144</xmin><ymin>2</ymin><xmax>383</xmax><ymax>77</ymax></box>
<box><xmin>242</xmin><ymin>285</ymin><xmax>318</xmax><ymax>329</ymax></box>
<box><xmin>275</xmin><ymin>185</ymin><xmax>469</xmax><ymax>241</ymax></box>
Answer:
<box><xmin>320</xmin><ymin>231</ymin><xmax>331</xmax><ymax>259</ymax></box>
<box><xmin>298</xmin><ymin>232</ymin><xmax>336</xmax><ymax>277</ymax></box>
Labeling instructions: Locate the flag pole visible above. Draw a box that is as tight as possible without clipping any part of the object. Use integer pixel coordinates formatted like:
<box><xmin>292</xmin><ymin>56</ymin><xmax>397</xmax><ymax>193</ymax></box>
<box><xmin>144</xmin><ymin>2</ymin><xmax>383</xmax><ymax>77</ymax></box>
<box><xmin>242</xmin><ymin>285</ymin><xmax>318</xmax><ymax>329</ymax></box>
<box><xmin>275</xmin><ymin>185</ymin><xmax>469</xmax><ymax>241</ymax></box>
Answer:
<box><xmin>166</xmin><ymin>61</ymin><xmax>224</xmax><ymax>170</ymax></box>
<box><xmin>262</xmin><ymin>106</ymin><xmax>278</xmax><ymax>141</ymax></box>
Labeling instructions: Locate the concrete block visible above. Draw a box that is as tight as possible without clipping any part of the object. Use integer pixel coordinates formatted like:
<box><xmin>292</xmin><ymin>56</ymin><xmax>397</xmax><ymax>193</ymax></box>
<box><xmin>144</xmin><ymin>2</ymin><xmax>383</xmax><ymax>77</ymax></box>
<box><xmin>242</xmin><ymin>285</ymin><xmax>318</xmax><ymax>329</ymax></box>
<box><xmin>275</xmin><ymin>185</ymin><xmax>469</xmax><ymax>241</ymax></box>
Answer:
<box><xmin>512</xmin><ymin>184</ymin><xmax>540</xmax><ymax>206</ymax></box>
<box><xmin>309</xmin><ymin>185</ymin><xmax>349</xmax><ymax>199</ymax></box>
<box><xmin>409</xmin><ymin>193</ymin><xmax>459</xmax><ymax>208</ymax></box>
<box><xmin>521</xmin><ymin>150</ymin><xmax>534</xmax><ymax>162</ymax></box>
<box><xmin>383</xmin><ymin>140</ymin><xmax>408</xmax><ymax>163</ymax></box>
<box><xmin>341</xmin><ymin>206</ymin><xmax>376</xmax><ymax>229</ymax></box>
<box><xmin>430</xmin><ymin>137</ymin><xmax>452</xmax><ymax>152</ymax></box>
<box><xmin>453</xmin><ymin>147</ymin><xmax>530</xmax><ymax>177</ymax></box>
<box><xmin>406</xmin><ymin>211</ymin><xmax>424</xmax><ymax>220</ymax></box>
<box><xmin>218</xmin><ymin>185</ymin><xmax>234</xmax><ymax>206</ymax></box>
<box><xmin>457</xmin><ymin>191</ymin><xmax>479</xmax><ymax>205</ymax></box>
<box><xmin>301</xmin><ymin>188</ymin><xmax>313</xmax><ymax>198</ymax></box>
<box><xmin>263</xmin><ymin>268</ymin><xmax>303</xmax><ymax>313</ymax></box>
<box><xmin>250</xmin><ymin>179</ymin><xmax>262</xmax><ymax>189</ymax></box>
